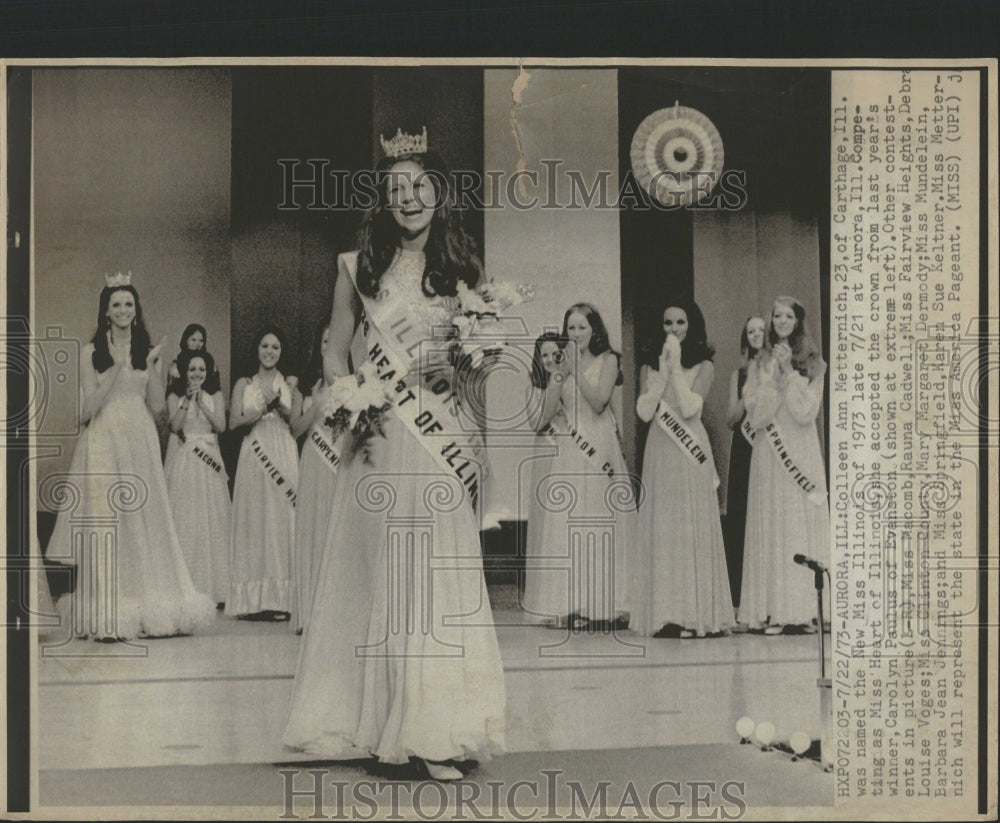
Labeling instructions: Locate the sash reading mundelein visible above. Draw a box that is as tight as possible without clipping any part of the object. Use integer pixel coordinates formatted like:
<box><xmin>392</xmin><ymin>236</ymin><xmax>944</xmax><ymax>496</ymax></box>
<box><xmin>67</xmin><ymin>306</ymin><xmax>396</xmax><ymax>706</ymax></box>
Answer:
<box><xmin>654</xmin><ymin>400</ymin><xmax>720</xmax><ymax>489</ymax></box>
<box><xmin>346</xmin><ymin>255</ymin><xmax>482</xmax><ymax>514</ymax></box>
<box><xmin>761</xmin><ymin>421</ymin><xmax>825</xmax><ymax>506</ymax></box>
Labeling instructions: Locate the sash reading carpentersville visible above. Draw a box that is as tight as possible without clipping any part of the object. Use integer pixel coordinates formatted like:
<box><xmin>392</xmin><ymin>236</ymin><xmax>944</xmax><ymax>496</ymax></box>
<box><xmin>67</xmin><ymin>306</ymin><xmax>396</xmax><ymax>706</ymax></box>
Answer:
<box><xmin>653</xmin><ymin>400</ymin><xmax>720</xmax><ymax>489</ymax></box>
<box><xmin>761</xmin><ymin>421</ymin><xmax>824</xmax><ymax>506</ymax></box>
<box><xmin>308</xmin><ymin>424</ymin><xmax>342</xmax><ymax>474</ymax></box>
<box><xmin>250</xmin><ymin>438</ymin><xmax>296</xmax><ymax>507</ymax></box>
<box><xmin>345</xmin><ymin>254</ymin><xmax>483</xmax><ymax>514</ymax></box>
<box><xmin>740</xmin><ymin>416</ymin><xmax>756</xmax><ymax>446</ymax></box>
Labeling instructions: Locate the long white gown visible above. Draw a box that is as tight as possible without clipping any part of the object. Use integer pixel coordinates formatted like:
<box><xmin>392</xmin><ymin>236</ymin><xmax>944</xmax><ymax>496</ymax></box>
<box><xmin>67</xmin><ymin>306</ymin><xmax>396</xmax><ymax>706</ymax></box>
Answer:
<box><xmin>739</xmin><ymin>355</ymin><xmax>829</xmax><ymax>626</ymax></box>
<box><xmin>284</xmin><ymin>249</ymin><xmax>506</xmax><ymax>765</ymax></box>
<box><xmin>164</xmin><ymin>392</ymin><xmax>232</xmax><ymax>604</ymax></box>
<box><xmin>225</xmin><ymin>375</ymin><xmax>298</xmax><ymax>617</ymax></box>
<box><xmin>630</xmin><ymin>362</ymin><xmax>733</xmax><ymax>636</ymax></box>
<box><xmin>48</xmin><ymin>344</ymin><xmax>216</xmax><ymax>639</ymax></box>
<box><xmin>522</xmin><ymin>358</ymin><xmax>635</xmax><ymax>623</ymax></box>
<box><xmin>292</xmin><ymin>386</ymin><xmax>343</xmax><ymax>631</ymax></box>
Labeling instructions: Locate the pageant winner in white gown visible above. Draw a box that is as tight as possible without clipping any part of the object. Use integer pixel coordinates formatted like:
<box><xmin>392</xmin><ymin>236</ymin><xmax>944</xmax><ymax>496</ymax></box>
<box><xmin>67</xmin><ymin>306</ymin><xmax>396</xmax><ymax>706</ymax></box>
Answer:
<box><xmin>283</xmin><ymin>135</ymin><xmax>505</xmax><ymax>780</ymax></box>
<box><xmin>48</xmin><ymin>277</ymin><xmax>215</xmax><ymax>641</ymax></box>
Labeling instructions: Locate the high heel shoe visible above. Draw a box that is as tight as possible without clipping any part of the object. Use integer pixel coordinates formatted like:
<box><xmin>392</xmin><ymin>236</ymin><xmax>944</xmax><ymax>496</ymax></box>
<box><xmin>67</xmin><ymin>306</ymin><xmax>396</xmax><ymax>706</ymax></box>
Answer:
<box><xmin>423</xmin><ymin>759</ymin><xmax>462</xmax><ymax>781</ymax></box>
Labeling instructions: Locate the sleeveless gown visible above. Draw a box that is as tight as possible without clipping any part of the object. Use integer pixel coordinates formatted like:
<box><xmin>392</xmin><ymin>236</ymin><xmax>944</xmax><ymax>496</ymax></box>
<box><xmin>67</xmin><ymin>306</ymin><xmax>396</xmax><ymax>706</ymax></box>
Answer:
<box><xmin>48</xmin><ymin>345</ymin><xmax>216</xmax><ymax>639</ymax></box>
<box><xmin>225</xmin><ymin>375</ymin><xmax>298</xmax><ymax>617</ymax></box>
<box><xmin>292</xmin><ymin>386</ymin><xmax>343</xmax><ymax>632</ymax></box>
<box><xmin>284</xmin><ymin>249</ymin><xmax>506</xmax><ymax>765</ymax></box>
<box><xmin>164</xmin><ymin>392</ymin><xmax>232</xmax><ymax>604</ymax></box>
<box><xmin>522</xmin><ymin>358</ymin><xmax>635</xmax><ymax>623</ymax></box>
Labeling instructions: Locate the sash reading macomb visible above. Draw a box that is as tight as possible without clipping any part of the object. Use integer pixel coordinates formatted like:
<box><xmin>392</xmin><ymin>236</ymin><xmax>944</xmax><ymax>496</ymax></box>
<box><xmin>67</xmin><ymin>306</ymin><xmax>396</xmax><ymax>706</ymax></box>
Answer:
<box><xmin>654</xmin><ymin>400</ymin><xmax>720</xmax><ymax>489</ymax></box>
<box><xmin>182</xmin><ymin>433</ymin><xmax>226</xmax><ymax>477</ymax></box>
<box><xmin>342</xmin><ymin>252</ymin><xmax>482</xmax><ymax>514</ymax></box>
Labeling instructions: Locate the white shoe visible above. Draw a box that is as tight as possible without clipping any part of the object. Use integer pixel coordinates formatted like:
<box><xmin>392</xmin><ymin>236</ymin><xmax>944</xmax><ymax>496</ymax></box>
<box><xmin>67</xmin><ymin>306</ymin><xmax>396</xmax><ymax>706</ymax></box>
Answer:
<box><xmin>424</xmin><ymin>761</ymin><xmax>462</xmax><ymax>781</ymax></box>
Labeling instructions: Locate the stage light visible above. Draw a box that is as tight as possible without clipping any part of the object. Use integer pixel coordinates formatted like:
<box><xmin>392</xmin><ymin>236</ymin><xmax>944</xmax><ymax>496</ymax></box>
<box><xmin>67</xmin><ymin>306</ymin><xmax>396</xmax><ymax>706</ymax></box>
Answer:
<box><xmin>790</xmin><ymin>731</ymin><xmax>811</xmax><ymax>755</ymax></box>
<box><xmin>735</xmin><ymin>716</ymin><xmax>755</xmax><ymax>741</ymax></box>
<box><xmin>755</xmin><ymin>721</ymin><xmax>775</xmax><ymax>748</ymax></box>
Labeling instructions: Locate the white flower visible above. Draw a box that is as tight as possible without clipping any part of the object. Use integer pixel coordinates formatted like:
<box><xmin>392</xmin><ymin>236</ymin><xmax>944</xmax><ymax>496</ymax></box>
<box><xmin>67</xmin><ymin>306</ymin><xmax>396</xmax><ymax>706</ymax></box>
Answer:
<box><xmin>322</xmin><ymin>376</ymin><xmax>357</xmax><ymax>418</ymax></box>
<box><xmin>356</xmin><ymin>361</ymin><xmax>379</xmax><ymax>384</ymax></box>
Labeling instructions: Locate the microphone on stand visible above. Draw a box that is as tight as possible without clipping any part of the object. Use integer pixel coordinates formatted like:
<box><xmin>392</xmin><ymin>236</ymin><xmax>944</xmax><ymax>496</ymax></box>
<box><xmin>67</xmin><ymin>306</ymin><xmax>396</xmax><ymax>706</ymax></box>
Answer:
<box><xmin>793</xmin><ymin>553</ymin><xmax>826</xmax><ymax>574</ymax></box>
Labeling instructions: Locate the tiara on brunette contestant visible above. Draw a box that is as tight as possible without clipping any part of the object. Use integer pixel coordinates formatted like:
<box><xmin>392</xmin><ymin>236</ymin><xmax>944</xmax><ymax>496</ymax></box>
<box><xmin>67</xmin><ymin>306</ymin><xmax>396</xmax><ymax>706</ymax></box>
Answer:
<box><xmin>105</xmin><ymin>270</ymin><xmax>132</xmax><ymax>288</ymax></box>
<box><xmin>379</xmin><ymin>126</ymin><xmax>428</xmax><ymax>158</ymax></box>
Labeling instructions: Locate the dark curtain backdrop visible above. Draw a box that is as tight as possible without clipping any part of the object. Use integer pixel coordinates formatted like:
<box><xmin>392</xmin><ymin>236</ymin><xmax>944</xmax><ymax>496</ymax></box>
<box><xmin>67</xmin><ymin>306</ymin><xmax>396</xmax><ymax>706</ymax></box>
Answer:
<box><xmin>618</xmin><ymin>67</ymin><xmax>830</xmax><ymax>492</ymax></box>
<box><xmin>227</xmin><ymin>66</ymin><xmax>483</xmax><ymax>476</ymax></box>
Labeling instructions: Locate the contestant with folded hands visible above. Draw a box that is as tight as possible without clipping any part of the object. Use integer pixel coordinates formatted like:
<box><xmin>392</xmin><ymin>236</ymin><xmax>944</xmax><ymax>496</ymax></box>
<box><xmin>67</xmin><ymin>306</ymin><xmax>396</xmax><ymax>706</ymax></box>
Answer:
<box><xmin>739</xmin><ymin>296</ymin><xmax>828</xmax><ymax>635</ymax></box>
<box><xmin>631</xmin><ymin>300</ymin><xmax>733</xmax><ymax>638</ymax></box>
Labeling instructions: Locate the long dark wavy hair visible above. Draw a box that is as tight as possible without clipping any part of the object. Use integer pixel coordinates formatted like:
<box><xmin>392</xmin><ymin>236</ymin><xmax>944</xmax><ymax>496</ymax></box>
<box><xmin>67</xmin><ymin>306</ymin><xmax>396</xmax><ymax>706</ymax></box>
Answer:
<box><xmin>640</xmin><ymin>298</ymin><xmax>714</xmax><ymax>370</ymax></box>
<box><xmin>300</xmin><ymin>320</ymin><xmax>329</xmax><ymax>397</ymax></box>
<box><xmin>169</xmin><ymin>349</ymin><xmax>221</xmax><ymax>396</ymax></box>
<box><xmin>242</xmin><ymin>324</ymin><xmax>289</xmax><ymax>379</ymax></box>
<box><xmin>355</xmin><ymin>151</ymin><xmax>482</xmax><ymax>298</ymax></box>
<box><xmin>529</xmin><ymin>331</ymin><xmax>567</xmax><ymax>389</ymax></box>
<box><xmin>561</xmin><ymin>302</ymin><xmax>623</xmax><ymax>386</ymax></box>
<box><xmin>766</xmin><ymin>295</ymin><xmax>821</xmax><ymax>377</ymax></box>
<box><xmin>90</xmin><ymin>285</ymin><xmax>151</xmax><ymax>373</ymax></box>
<box><xmin>168</xmin><ymin>323</ymin><xmax>209</xmax><ymax>395</ymax></box>
<box><xmin>177</xmin><ymin>323</ymin><xmax>207</xmax><ymax>353</ymax></box>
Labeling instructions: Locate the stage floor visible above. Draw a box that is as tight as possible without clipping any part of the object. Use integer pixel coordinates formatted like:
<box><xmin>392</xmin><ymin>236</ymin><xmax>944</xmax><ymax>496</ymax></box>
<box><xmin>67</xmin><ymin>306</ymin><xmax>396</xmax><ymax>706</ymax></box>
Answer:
<box><xmin>37</xmin><ymin>602</ymin><xmax>833</xmax><ymax>812</ymax></box>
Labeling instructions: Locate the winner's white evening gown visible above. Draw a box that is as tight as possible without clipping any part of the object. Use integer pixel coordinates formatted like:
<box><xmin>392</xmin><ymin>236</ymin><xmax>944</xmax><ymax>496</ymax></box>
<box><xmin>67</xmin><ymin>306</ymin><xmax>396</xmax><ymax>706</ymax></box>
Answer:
<box><xmin>284</xmin><ymin>249</ymin><xmax>506</xmax><ymax>765</ymax></box>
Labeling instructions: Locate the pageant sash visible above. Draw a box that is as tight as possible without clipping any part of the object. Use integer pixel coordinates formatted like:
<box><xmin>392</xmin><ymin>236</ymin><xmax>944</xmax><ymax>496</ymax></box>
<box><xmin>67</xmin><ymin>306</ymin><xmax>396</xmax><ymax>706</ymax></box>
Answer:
<box><xmin>740</xmin><ymin>416</ymin><xmax>756</xmax><ymax>446</ymax></box>
<box><xmin>345</xmin><ymin>255</ymin><xmax>483</xmax><ymax>514</ymax></box>
<box><xmin>182</xmin><ymin>433</ymin><xmax>226</xmax><ymax>478</ymax></box>
<box><xmin>307</xmin><ymin>423</ymin><xmax>343</xmax><ymax>475</ymax></box>
<box><xmin>761</xmin><ymin>421</ymin><xmax>825</xmax><ymax>506</ymax></box>
<box><xmin>540</xmin><ymin>411</ymin><xmax>621</xmax><ymax>481</ymax></box>
<box><xmin>654</xmin><ymin>400</ymin><xmax>720</xmax><ymax>488</ymax></box>
<box><xmin>250</xmin><ymin>437</ymin><xmax>297</xmax><ymax>507</ymax></box>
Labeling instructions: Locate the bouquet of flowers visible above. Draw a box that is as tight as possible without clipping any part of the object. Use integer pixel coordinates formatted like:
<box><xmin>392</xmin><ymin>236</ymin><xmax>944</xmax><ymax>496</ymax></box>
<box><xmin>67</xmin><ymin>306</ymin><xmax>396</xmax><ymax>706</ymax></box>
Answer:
<box><xmin>450</xmin><ymin>280</ymin><xmax>536</xmax><ymax>369</ymax></box>
<box><xmin>322</xmin><ymin>362</ymin><xmax>397</xmax><ymax>463</ymax></box>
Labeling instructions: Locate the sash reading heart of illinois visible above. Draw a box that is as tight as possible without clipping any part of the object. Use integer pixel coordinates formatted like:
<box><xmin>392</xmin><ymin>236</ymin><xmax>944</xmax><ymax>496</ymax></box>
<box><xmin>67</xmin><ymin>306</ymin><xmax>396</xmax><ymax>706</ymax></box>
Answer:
<box><xmin>342</xmin><ymin>253</ymin><xmax>483</xmax><ymax>514</ymax></box>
